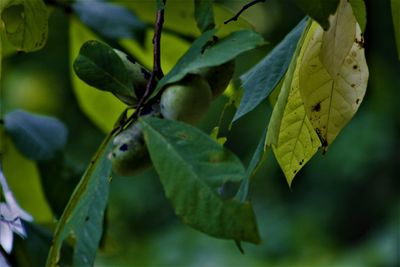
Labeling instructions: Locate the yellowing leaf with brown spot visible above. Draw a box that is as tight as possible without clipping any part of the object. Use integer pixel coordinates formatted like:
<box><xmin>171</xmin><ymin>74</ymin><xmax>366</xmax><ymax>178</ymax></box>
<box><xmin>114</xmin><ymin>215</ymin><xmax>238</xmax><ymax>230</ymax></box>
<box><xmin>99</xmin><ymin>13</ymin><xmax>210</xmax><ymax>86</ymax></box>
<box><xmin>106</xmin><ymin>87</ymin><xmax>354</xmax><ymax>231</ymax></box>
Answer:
<box><xmin>299</xmin><ymin>22</ymin><xmax>368</xmax><ymax>151</ymax></box>
<box><xmin>272</xmin><ymin>23</ymin><xmax>321</xmax><ymax>186</ymax></box>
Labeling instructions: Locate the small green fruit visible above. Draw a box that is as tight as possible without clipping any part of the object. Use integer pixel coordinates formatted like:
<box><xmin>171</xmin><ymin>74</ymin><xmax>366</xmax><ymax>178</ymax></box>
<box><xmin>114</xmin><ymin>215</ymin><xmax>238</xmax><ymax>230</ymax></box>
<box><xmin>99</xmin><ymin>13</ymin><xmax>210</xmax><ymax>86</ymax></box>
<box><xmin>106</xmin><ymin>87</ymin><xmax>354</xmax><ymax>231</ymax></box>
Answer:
<box><xmin>113</xmin><ymin>49</ymin><xmax>152</xmax><ymax>104</ymax></box>
<box><xmin>193</xmin><ymin>60</ymin><xmax>235</xmax><ymax>98</ymax></box>
<box><xmin>160</xmin><ymin>75</ymin><xmax>212</xmax><ymax>124</ymax></box>
<box><xmin>109</xmin><ymin>122</ymin><xmax>151</xmax><ymax>176</ymax></box>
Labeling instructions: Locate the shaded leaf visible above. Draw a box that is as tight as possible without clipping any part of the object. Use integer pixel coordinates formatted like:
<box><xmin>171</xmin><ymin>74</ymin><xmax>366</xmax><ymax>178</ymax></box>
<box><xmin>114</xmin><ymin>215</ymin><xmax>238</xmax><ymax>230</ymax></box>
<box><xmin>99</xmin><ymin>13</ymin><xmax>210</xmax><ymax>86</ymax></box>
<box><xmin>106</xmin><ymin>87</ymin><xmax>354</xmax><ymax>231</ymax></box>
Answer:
<box><xmin>294</xmin><ymin>0</ymin><xmax>339</xmax><ymax>30</ymax></box>
<box><xmin>0</xmin><ymin>0</ymin><xmax>48</xmax><ymax>52</ymax></box>
<box><xmin>299</xmin><ymin>23</ymin><xmax>368</xmax><ymax>151</ymax></box>
<box><xmin>141</xmin><ymin>117</ymin><xmax>260</xmax><ymax>244</ymax></box>
<box><xmin>391</xmin><ymin>0</ymin><xmax>400</xmax><ymax>60</ymax></box>
<box><xmin>234</xmin><ymin>18</ymin><xmax>307</xmax><ymax>122</ymax></box>
<box><xmin>349</xmin><ymin>0</ymin><xmax>367</xmax><ymax>33</ymax></box>
<box><xmin>72</xmin><ymin>0</ymin><xmax>146</xmax><ymax>44</ymax></box>
<box><xmin>70</xmin><ymin>18</ymin><xmax>126</xmax><ymax>132</ymax></box>
<box><xmin>154</xmin><ymin>29</ymin><xmax>264</xmax><ymax>96</ymax></box>
<box><xmin>117</xmin><ymin>0</ymin><xmax>252</xmax><ymax>38</ymax></box>
<box><xmin>46</xmin><ymin>134</ymin><xmax>113</xmax><ymax>267</ymax></box>
<box><xmin>4</xmin><ymin>110</ymin><xmax>67</xmax><ymax>161</ymax></box>
<box><xmin>195</xmin><ymin>0</ymin><xmax>215</xmax><ymax>33</ymax></box>
<box><xmin>73</xmin><ymin>40</ymin><xmax>134</xmax><ymax>102</ymax></box>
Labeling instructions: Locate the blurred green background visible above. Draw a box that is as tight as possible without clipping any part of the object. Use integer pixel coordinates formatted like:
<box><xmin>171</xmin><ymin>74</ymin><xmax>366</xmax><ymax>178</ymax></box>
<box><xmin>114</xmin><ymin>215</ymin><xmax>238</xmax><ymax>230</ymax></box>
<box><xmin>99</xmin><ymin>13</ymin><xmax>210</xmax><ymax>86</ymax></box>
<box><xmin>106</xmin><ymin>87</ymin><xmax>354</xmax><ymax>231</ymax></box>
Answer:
<box><xmin>1</xmin><ymin>0</ymin><xmax>399</xmax><ymax>266</ymax></box>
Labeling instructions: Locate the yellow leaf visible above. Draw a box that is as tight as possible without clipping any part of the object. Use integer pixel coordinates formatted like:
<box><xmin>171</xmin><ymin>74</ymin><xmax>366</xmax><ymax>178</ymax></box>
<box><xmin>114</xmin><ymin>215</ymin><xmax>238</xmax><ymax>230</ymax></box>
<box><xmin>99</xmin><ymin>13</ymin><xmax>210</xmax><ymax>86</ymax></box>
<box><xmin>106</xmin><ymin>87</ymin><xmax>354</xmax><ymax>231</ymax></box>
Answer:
<box><xmin>320</xmin><ymin>0</ymin><xmax>357</xmax><ymax>77</ymax></box>
<box><xmin>299</xmin><ymin>21</ymin><xmax>368</xmax><ymax>151</ymax></box>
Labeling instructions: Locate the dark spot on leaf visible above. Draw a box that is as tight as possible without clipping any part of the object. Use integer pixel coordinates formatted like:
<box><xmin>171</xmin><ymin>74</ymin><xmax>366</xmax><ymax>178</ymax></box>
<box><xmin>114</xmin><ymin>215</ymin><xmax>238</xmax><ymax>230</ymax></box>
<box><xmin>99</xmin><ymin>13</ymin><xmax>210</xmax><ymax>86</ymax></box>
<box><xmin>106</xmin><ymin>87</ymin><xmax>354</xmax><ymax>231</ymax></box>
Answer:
<box><xmin>355</xmin><ymin>37</ymin><xmax>365</xmax><ymax>48</ymax></box>
<box><xmin>312</xmin><ymin>102</ymin><xmax>321</xmax><ymax>112</ymax></box>
<box><xmin>141</xmin><ymin>68</ymin><xmax>151</xmax><ymax>79</ymax></box>
<box><xmin>356</xmin><ymin>98</ymin><xmax>360</xmax><ymax>104</ymax></box>
<box><xmin>85</xmin><ymin>216</ymin><xmax>90</xmax><ymax>222</ymax></box>
<box><xmin>351</xmin><ymin>84</ymin><xmax>355</xmax><ymax>88</ymax></box>
<box><xmin>125</xmin><ymin>54</ymin><xmax>136</xmax><ymax>64</ymax></box>
<box><xmin>120</xmin><ymin>144</ymin><xmax>128</xmax><ymax>151</ymax></box>
<box><xmin>177</xmin><ymin>132</ymin><xmax>188</xmax><ymax>140</ymax></box>
<box><xmin>353</xmin><ymin>65</ymin><xmax>358</xmax><ymax>70</ymax></box>
<box><xmin>112</xmin><ymin>152</ymin><xmax>116</xmax><ymax>158</ymax></box>
<box><xmin>293</xmin><ymin>170</ymin><xmax>297</xmax><ymax>174</ymax></box>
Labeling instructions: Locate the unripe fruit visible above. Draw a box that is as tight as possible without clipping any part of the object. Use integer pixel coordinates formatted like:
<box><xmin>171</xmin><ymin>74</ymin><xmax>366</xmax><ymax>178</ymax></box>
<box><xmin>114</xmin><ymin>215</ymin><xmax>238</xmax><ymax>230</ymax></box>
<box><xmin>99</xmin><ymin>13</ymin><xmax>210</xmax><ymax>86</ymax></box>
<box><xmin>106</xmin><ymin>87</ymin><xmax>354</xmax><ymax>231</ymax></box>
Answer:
<box><xmin>109</xmin><ymin>121</ymin><xmax>151</xmax><ymax>176</ymax></box>
<box><xmin>160</xmin><ymin>75</ymin><xmax>212</xmax><ymax>124</ymax></box>
<box><xmin>113</xmin><ymin>49</ymin><xmax>152</xmax><ymax>105</ymax></box>
<box><xmin>192</xmin><ymin>60</ymin><xmax>235</xmax><ymax>98</ymax></box>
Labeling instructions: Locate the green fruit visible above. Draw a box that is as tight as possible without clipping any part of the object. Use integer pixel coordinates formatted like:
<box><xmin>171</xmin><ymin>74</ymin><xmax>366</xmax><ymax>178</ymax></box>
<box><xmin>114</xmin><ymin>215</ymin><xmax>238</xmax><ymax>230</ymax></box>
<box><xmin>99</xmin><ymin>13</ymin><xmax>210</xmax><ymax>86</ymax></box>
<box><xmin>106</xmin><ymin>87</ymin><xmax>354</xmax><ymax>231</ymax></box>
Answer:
<box><xmin>113</xmin><ymin>49</ymin><xmax>152</xmax><ymax>105</ymax></box>
<box><xmin>160</xmin><ymin>75</ymin><xmax>212</xmax><ymax>124</ymax></box>
<box><xmin>192</xmin><ymin>60</ymin><xmax>235</xmax><ymax>98</ymax></box>
<box><xmin>109</xmin><ymin>121</ymin><xmax>151</xmax><ymax>176</ymax></box>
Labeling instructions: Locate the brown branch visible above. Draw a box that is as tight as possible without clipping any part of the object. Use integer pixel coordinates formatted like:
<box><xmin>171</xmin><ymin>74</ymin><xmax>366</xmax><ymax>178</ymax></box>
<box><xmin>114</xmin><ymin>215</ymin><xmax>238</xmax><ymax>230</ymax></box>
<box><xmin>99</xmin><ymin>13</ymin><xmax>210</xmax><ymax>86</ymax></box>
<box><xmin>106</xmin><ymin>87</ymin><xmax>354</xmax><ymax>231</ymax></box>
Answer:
<box><xmin>224</xmin><ymin>0</ymin><xmax>266</xmax><ymax>24</ymax></box>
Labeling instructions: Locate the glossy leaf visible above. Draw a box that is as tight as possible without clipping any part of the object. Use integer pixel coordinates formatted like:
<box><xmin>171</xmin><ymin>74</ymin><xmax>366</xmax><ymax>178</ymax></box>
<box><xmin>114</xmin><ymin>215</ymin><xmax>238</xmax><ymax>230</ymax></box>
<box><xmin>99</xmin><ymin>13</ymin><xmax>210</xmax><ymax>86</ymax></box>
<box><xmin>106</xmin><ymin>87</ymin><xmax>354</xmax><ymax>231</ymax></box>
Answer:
<box><xmin>0</xmin><ymin>0</ymin><xmax>48</xmax><ymax>52</ymax></box>
<box><xmin>155</xmin><ymin>29</ymin><xmax>264</xmax><ymax>96</ymax></box>
<box><xmin>391</xmin><ymin>0</ymin><xmax>400</xmax><ymax>59</ymax></box>
<box><xmin>73</xmin><ymin>40</ymin><xmax>133</xmax><ymax>99</ymax></box>
<box><xmin>299</xmin><ymin>23</ymin><xmax>368</xmax><ymax>151</ymax></box>
<box><xmin>72</xmin><ymin>0</ymin><xmax>146</xmax><ymax>43</ymax></box>
<box><xmin>234</xmin><ymin>18</ymin><xmax>307</xmax><ymax>122</ymax></box>
<box><xmin>349</xmin><ymin>0</ymin><xmax>367</xmax><ymax>33</ymax></box>
<box><xmin>70</xmin><ymin>18</ymin><xmax>126</xmax><ymax>132</ymax></box>
<box><xmin>141</xmin><ymin>117</ymin><xmax>260</xmax><ymax>244</ymax></box>
<box><xmin>294</xmin><ymin>0</ymin><xmax>339</xmax><ymax>30</ymax></box>
<box><xmin>46</xmin><ymin>134</ymin><xmax>113</xmax><ymax>267</ymax></box>
<box><xmin>320</xmin><ymin>0</ymin><xmax>357</xmax><ymax>78</ymax></box>
<box><xmin>4</xmin><ymin>110</ymin><xmax>67</xmax><ymax>161</ymax></box>
<box><xmin>195</xmin><ymin>0</ymin><xmax>215</xmax><ymax>33</ymax></box>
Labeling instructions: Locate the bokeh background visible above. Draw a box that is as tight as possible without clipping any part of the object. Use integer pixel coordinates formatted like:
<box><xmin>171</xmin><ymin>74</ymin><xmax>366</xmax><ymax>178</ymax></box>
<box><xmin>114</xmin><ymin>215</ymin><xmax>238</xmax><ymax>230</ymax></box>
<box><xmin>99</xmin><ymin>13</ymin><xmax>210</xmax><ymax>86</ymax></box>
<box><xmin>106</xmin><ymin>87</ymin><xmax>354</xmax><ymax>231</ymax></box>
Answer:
<box><xmin>1</xmin><ymin>0</ymin><xmax>399</xmax><ymax>266</ymax></box>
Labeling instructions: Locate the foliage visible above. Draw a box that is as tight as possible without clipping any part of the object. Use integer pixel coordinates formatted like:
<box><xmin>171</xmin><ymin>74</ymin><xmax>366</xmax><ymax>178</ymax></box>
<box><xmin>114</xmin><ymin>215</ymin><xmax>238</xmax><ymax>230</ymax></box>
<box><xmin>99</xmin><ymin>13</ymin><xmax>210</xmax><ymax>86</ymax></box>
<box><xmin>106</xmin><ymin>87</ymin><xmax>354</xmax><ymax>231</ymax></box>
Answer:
<box><xmin>0</xmin><ymin>0</ymin><xmax>398</xmax><ymax>266</ymax></box>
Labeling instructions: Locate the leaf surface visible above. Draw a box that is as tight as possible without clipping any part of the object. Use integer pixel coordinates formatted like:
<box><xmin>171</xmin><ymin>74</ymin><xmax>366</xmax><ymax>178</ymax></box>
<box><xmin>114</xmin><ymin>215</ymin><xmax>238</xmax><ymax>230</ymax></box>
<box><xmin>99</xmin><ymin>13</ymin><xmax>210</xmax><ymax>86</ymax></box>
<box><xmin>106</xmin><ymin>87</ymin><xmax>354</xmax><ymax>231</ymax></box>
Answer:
<box><xmin>195</xmin><ymin>0</ymin><xmax>215</xmax><ymax>33</ymax></box>
<box><xmin>294</xmin><ymin>0</ymin><xmax>339</xmax><ymax>30</ymax></box>
<box><xmin>299</xmin><ymin>23</ymin><xmax>368</xmax><ymax>151</ymax></box>
<box><xmin>4</xmin><ymin>110</ymin><xmax>67</xmax><ymax>161</ymax></box>
<box><xmin>141</xmin><ymin>117</ymin><xmax>260</xmax><ymax>244</ymax></box>
<box><xmin>46</xmin><ymin>134</ymin><xmax>113</xmax><ymax>267</ymax></box>
<box><xmin>234</xmin><ymin>18</ymin><xmax>307</xmax><ymax>122</ymax></box>
<box><xmin>0</xmin><ymin>0</ymin><xmax>48</xmax><ymax>52</ymax></box>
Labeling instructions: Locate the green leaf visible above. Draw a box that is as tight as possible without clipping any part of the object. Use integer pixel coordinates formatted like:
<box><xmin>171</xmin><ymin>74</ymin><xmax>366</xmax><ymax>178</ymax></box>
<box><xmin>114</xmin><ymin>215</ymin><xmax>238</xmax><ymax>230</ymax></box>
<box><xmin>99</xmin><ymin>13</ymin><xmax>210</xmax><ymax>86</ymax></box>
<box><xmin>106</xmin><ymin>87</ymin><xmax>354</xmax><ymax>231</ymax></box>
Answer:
<box><xmin>195</xmin><ymin>0</ymin><xmax>215</xmax><ymax>33</ymax></box>
<box><xmin>72</xmin><ymin>1</ymin><xmax>146</xmax><ymax>44</ymax></box>
<box><xmin>0</xmin><ymin>0</ymin><xmax>48</xmax><ymax>52</ymax></box>
<box><xmin>319</xmin><ymin>0</ymin><xmax>357</xmax><ymax>78</ymax></box>
<box><xmin>70</xmin><ymin>18</ymin><xmax>126</xmax><ymax>133</ymax></box>
<box><xmin>294</xmin><ymin>0</ymin><xmax>339</xmax><ymax>30</ymax></box>
<box><xmin>299</xmin><ymin>22</ymin><xmax>368</xmax><ymax>151</ymax></box>
<box><xmin>4</xmin><ymin>110</ymin><xmax>68</xmax><ymax>161</ymax></box>
<box><xmin>349</xmin><ymin>0</ymin><xmax>367</xmax><ymax>33</ymax></box>
<box><xmin>265</xmin><ymin>19</ymin><xmax>312</xmax><ymax>147</ymax></box>
<box><xmin>233</xmin><ymin>18</ymin><xmax>308</xmax><ymax>122</ymax></box>
<box><xmin>391</xmin><ymin>0</ymin><xmax>400</xmax><ymax>60</ymax></box>
<box><xmin>154</xmin><ymin>29</ymin><xmax>264</xmax><ymax>96</ymax></box>
<box><xmin>73</xmin><ymin>40</ymin><xmax>134</xmax><ymax>101</ymax></box>
<box><xmin>46</xmin><ymin>134</ymin><xmax>113</xmax><ymax>267</ymax></box>
<box><xmin>141</xmin><ymin>117</ymin><xmax>260</xmax><ymax>244</ymax></box>
<box><xmin>116</xmin><ymin>0</ymin><xmax>252</xmax><ymax>38</ymax></box>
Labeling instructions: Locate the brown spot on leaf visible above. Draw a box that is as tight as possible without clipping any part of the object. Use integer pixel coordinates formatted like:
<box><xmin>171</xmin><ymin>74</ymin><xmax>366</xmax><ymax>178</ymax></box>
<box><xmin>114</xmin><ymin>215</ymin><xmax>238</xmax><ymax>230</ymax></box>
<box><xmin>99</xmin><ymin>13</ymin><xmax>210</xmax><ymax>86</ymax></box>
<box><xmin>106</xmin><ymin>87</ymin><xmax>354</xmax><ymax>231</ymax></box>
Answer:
<box><xmin>353</xmin><ymin>65</ymin><xmax>358</xmax><ymax>70</ymax></box>
<box><xmin>356</xmin><ymin>98</ymin><xmax>360</xmax><ymax>104</ymax></box>
<box><xmin>312</xmin><ymin>102</ymin><xmax>321</xmax><ymax>112</ymax></box>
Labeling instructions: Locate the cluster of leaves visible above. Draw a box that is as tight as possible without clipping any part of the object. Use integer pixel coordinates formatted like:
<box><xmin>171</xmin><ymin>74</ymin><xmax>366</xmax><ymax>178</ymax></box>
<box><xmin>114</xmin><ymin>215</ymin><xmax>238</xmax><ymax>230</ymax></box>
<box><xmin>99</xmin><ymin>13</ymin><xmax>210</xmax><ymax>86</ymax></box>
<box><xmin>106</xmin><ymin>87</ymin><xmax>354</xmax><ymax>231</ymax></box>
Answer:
<box><xmin>2</xmin><ymin>0</ymin><xmax>400</xmax><ymax>266</ymax></box>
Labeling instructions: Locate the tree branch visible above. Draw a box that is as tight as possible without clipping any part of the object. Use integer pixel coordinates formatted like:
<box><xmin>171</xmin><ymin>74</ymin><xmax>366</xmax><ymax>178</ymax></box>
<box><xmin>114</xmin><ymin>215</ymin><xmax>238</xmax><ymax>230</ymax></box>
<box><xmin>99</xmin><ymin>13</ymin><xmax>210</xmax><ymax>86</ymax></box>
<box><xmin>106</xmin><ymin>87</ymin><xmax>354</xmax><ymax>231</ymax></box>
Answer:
<box><xmin>224</xmin><ymin>0</ymin><xmax>266</xmax><ymax>24</ymax></box>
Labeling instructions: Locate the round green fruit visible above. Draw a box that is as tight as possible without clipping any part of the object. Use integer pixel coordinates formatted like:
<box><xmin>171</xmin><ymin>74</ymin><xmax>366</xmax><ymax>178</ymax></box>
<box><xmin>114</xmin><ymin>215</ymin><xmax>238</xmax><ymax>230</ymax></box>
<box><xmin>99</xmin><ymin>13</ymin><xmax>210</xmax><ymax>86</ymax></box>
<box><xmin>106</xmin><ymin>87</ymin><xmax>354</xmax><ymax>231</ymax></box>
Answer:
<box><xmin>109</xmin><ymin>122</ymin><xmax>151</xmax><ymax>176</ymax></box>
<box><xmin>193</xmin><ymin>60</ymin><xmax>235</xmax><ymax>98</ymax></box>
<box><xmin>160</xmin><ymin>75</ymin><xmax>212</xmax><ymax>124</ymax></box>
<box><xmin>113</xmin><ymin>49</ymin><xmax>152</xmax><ymax>104</ymax></box>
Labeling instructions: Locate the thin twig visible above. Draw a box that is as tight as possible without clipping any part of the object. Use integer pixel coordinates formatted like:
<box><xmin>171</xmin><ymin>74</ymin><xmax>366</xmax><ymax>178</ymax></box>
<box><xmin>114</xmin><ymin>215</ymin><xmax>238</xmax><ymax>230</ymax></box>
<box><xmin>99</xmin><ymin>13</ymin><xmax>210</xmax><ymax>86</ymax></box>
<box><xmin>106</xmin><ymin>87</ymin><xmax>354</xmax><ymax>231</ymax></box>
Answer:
<box><xmin>224</xmin><ymin>0</ymin><xmax>266</xmax><ymax>24</ymax></box>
